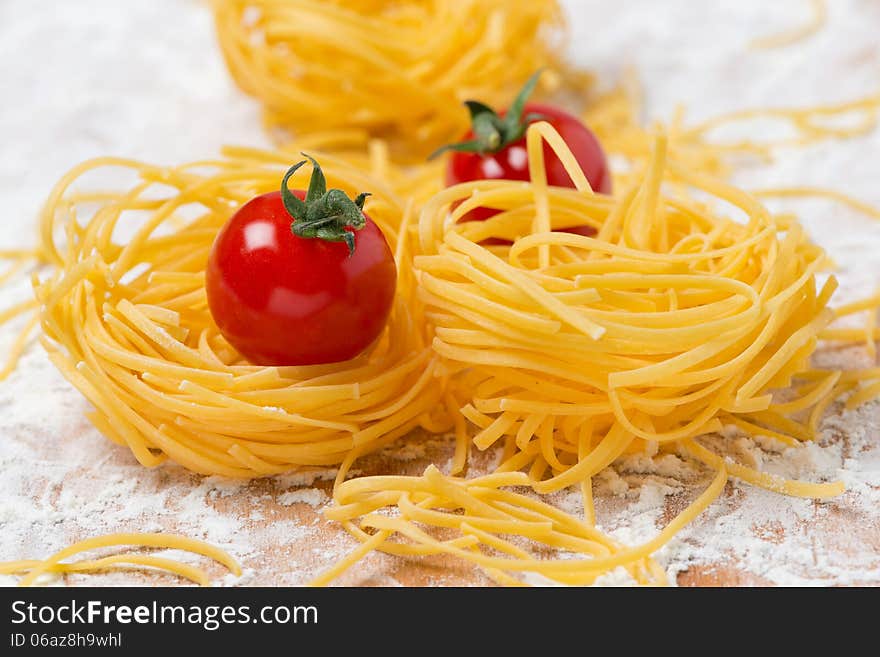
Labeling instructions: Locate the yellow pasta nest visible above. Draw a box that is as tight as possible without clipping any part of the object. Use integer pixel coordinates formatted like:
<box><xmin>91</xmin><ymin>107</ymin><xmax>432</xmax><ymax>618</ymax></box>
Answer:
<box><xmin>35</xmin><ymin>147</ymin><xmax>448</xmax><ymax>477</ymax></box>
<box><xmin>313</xmin><ymin>110</ymin><xmax>880</xmax><ymax>582</ymax></box>
<box><xmin>411</xmin><ymin>122</ymin><xmax>872</xmax><ymax>502</ymax></box>
<box><xmin>211</xmin><ymin>0</ymin><xmax>576</xmax><ymax>158</ymax></box>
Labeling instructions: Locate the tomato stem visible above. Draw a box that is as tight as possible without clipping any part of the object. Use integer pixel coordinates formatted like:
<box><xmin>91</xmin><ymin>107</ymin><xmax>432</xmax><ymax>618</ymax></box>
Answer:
<box><xmin>428</xmin><ymin>70</ymin><xmax>548</xmax><ymax>160</ymax></box>
<box><xmin>281</xmin><ymin>154</ymin><xmax>370</xmax><ymax>256</ymax></box>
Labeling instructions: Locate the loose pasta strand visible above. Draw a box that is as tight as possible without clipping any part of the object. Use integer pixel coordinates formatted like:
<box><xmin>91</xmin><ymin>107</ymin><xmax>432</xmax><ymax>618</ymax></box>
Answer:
<box><xmin>3</xmin><ymin>533</ymin><xmax>240</xmax><ymax>587</ymax></box>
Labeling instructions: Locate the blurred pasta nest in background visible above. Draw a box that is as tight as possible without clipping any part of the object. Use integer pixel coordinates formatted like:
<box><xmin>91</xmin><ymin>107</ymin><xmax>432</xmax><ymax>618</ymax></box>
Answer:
<box><xmin>211</xmin><ymin>0</ymin><xmax>579</xmax><ymax>158</ymax></box>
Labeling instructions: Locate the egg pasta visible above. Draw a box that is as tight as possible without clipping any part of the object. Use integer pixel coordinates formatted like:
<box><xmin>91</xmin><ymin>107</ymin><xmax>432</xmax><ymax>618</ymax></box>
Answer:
<box><xmin>211</xmin><ymin>0</ymin><xmax>579</xmax><ymax>159</ymax></box>
<box><xmin>34</xmin><ymin>147</ymin><xmax>448</xmax><ymax>478</ymax></box>
<box><xmin>407</xmin><ymin>122</ymin><xmax>865</xmax><ymax>516</ymax></box>
<box><xmin>1</xmin><ymin>533</ymin><xmax>240</xmax><ymax>587</ymax></box>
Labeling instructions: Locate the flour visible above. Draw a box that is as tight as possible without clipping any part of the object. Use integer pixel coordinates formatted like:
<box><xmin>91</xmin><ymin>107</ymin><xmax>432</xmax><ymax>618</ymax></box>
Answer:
<box><xmin>277</xmin><ymin>489</ymin><xmax>329</xmax><ymax>508</ymax></box>
<box><xmin>273</xmin><ymin>469</ymin><xmax>343</xmax><ymax>488</ymax></box>
<box><xmin>591</xmin><ymin>567</ymin><xmax>639</xmax><ymax>587</ymax></box>
<box><xmin>1</xmin><ymin>0</ymin><xmax>879</xmax><ymax>587</ymax></box>
<box><xmin>598</xmin><ymin>398</ymin><xmax>880</xmax><ymax>586</ymax></box>
<box><xmin>537</xmin><ymin>385</ymin><xmax>880</xmax><ymax>586</ymax></box>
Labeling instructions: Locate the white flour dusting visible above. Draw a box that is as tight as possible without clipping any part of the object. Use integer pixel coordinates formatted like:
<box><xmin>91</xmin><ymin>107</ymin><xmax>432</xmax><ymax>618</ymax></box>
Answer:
<box><xmin>1</xmin><ymin>0</ymin><xmax>879</xmax><ymax>586</ymax></box>
<box><xmin>278</xmin><ymin>489</ymin><xmax>329</xmax><ymax>508</ymax></box>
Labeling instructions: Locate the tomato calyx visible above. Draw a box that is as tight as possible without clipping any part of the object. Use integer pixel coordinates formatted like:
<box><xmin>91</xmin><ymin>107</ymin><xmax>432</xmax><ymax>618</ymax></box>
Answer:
<box><xmin>429</xmin><ymin>71</ymin><xmax>547</xmax><ymax>160</ymax></box>
<box><xmin>281</xmin><ymin>153</ymin><xmax>371</xmax><ymax>256</ymax></box>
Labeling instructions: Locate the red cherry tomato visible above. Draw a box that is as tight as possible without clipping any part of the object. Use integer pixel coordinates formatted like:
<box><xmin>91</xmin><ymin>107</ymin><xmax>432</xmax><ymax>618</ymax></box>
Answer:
<box><xmin>206</xmin><ymin>189</ymin><xmax>397</xmax><ymax>366</ymax></box>
<box><xmin>447</xmin><ymin>103</ymin><xmax>610</xmax><ymax>237</ymax></box>
<box><xmin>446</xmin><ymin>102</ymin><xmax>612</xmax><ymax>197</ymax></box>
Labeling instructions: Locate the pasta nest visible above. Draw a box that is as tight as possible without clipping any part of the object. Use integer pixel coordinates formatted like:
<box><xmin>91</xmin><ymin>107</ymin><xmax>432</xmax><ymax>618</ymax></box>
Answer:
<box><xmin>412</xmin><ymin>122</ymin><xmax>854</xmax><ymax>497</ymax></box>
<box><xmin>35</xmin><ymin>147</ymin><xmax>447</xmax><ymax>477</ymax></box>
<box><xmin>211</xmin><ymin>0</ymin><xmax>575</xmax><ymax>158</ymax></box>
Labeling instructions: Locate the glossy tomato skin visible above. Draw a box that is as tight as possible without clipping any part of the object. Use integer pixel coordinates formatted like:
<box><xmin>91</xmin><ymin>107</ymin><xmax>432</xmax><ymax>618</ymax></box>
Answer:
<box><xmin>206</xmin><ymin>190</ymin><xmax>397</xmax><ymax>366</ymax></box>
<box><xmin>446</xmin><ymin>103</ymin><xmax>611</xmax><ymax>233</ymax></box>
<box><xmin>446</xmin><ymin>103</ymin><xmax>612</xmax><ymax>193</ymax></box>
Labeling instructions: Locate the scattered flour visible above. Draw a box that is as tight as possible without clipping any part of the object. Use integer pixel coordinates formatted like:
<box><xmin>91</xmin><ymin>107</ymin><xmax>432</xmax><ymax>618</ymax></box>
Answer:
<box><xmin>277</xmin><ymin>489</ymin><xmax>329</xmax><ymax>508</ymax></box>
<box><xmin>1</xmin><ymin>0</ymin><xmax>879</xmax><ymax>587</ymax></box>
<box><xmin>591</xmin><ymin>567</ymin><xmax>639</xmax><ymax>587</ymax></box>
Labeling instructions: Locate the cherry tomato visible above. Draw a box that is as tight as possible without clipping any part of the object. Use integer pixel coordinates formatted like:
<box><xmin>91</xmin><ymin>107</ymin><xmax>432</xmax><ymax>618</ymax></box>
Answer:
<box><xmin>434</xmin><ymin>73</ymin><xmax>611</xmax><ymax>237</ymax></box>
<box><xmin>206</xmin><ymin>160</ymin><xmax>397</xmax><ymax>366</ymax></box>
<box><xmin>446</xmin><ymin>102</ymin><xmax>612</xmax><ymax>200</ymax></box>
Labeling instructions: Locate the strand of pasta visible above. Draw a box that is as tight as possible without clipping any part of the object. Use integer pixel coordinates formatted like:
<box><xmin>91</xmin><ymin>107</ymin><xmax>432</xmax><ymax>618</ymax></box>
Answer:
<box><xmin>1</xmin><ymin>533</ymin><xmax>240</xmax><ymax>587</ymax></box>
<box><xmin>585</xmin><ymin>77</ymin><xmax>880</xmax><ymax>188</ymax></box>
<box><xmin>753</xmin><ymin>187</ymin><xmax>880</xmax><ymax>222</ymax></box>
<box><xmin>749</xmin><ymin>0</ymin><xmax>827</xmax><ymax>50</ymax></box>
<box><xmin>312</xmin><ymin>463</ymin><xmax>727</xmax><ymax>586</ymax></box>
<box><xmin>679</xmin><ymin>93</ymin><xmax>880</xmax><ymax>152</ymax></box>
